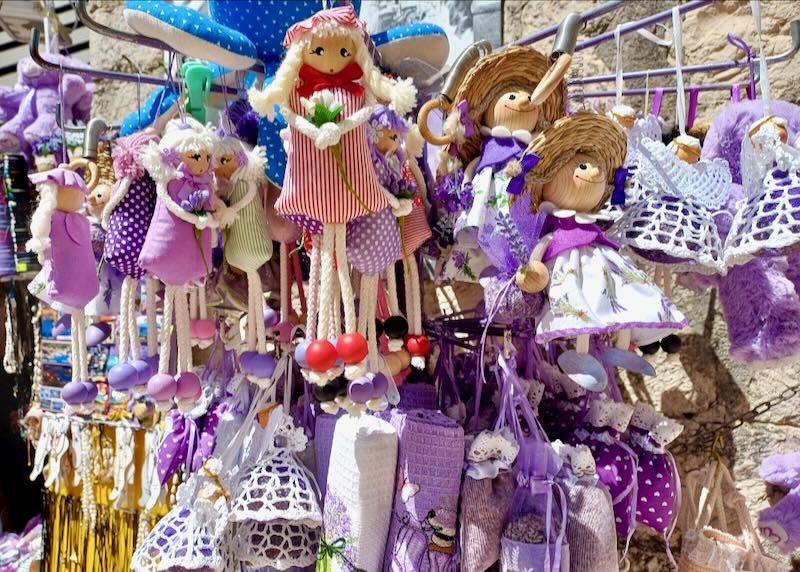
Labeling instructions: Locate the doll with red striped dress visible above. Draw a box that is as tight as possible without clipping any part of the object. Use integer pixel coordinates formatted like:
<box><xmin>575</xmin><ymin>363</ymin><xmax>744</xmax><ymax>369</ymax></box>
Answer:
<box><xmin>248</xmin><ymin>5</ymin><xmax>416</xmax><ymax>402</ymax></box>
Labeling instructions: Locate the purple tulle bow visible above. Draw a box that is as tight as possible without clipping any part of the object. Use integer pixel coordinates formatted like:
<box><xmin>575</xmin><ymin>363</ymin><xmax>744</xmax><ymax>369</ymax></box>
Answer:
<box><xmin>448</xmin><ymin>99</ymin><xmax>476</xmax><ymax>156</ymax></box>
<box><xmin>506</xmin><ymin>153</ymin><xmax>541</xmax><ymax>196</ymax></box>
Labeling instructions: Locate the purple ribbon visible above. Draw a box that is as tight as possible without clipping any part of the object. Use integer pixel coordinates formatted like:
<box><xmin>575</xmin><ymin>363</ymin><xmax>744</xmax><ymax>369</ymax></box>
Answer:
<box><xmin>611</xmin><ymin>167</ymin><xmax>629</xmax><ymax>205</ymax></box>
<box><xmin>727</xmin><ymin>33</ymin><xmax>757</xmax><ymax>100</ymax></box>
<box><xmin>506</xmin><ymin>152</ymin><xmax>541</xmax><ymax>196</ymax></box>
<box><xmin>651</xmin><ymin>88</ymin><xmax>664</xmax><ymax>117</ymax></box>
<box><xmin>731</xmin><ymin>83</ymin><xmax>742</xmax><ymax>103</ymax></box>
<box><xmin>687</xmin><ymin>86</ymin><xmax>700</xmax><ymax>129</ymax></box>
<box><xmin>155</xmin><ymin>404</ymin><xmax>225</xmax><ymax>485</ymax></box>
<box><xmin>448</xmin><ymin>99</ymin><xmax>475</xmax><ymax>157</ymax></box>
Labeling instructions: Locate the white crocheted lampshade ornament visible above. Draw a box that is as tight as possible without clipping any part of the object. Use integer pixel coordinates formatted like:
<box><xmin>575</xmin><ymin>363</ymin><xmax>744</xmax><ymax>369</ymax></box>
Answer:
<box><xmin>322</xmin><ymin>414</ymin><xmax>398</xmax><ymax>572</ymax></box>
<box><xmin>131</xmin><ymin>474</ymin><xmax>229</xmax><ymax>572</ymax></box>
<box><xmin>724</xmin><ymin>118</ymin><xmax>800</xmax><ymax>267</ymax></box>
<box><xmin>610</xmin><ymin>137</ymin><xmax>731</xmax><ymax>275</ymax></box>
<box><xmin>229</xmin><ymin>410</ymin><xmax>322</xmax><ymax>570</ymax></box>
<box><xmin>584</xmin><ymin>398</ymin><xmax>634</xmax><ymax>433</ymax></box>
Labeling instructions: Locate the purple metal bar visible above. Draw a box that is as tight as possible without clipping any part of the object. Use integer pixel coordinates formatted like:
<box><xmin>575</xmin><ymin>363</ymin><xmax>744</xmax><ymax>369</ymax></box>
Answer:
<box><xmin>574</xmin><ymin>0</ymin><xmax>714</xmax><ymax>52</ymax></box>
<box><xmin>513</xmin><ymin>0</ymin><xmax>625</xmax><ymax>46</ymax></box>
<box><xmin>29</xmin><ymin>28</ymin><xmax>243</xmax><ymax>95</ymax></box>
<box><xmin>571</xmin><ymin>19</ymin><xmax>800</xmax><ymax>85</ymax></box>
<box><xmin>572</xmin><ymin>82</ymin><xmax>738</xmax><ymax>99</ymax></box>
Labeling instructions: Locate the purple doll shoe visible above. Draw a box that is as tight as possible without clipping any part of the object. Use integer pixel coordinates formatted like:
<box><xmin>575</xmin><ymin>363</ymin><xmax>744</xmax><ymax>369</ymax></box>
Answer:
<box><xmin>85</xmin><ymin>321</ymin><xmax>112</xmax><ymax>347</ymax></box>
<box><xmin>240</xmin><ymin>351</ymin><xmax>277</xmax><ymax>387</ymax></box>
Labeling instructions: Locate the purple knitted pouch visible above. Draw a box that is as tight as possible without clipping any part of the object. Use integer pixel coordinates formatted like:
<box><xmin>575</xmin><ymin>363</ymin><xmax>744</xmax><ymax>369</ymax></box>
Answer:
<box><xmin>313</xmin><ymin>412</ymin><xmax>342</xmax><ymax>502</ymax></box>
<box><xmin>398</xmin><ymin>383</ymin><xmax>437</xmax><ymax>410</ymax></box>
<box><xmin>383</xmin><ymin>408</ymin><xmax>464</xmax><ymax>572</ymax></box>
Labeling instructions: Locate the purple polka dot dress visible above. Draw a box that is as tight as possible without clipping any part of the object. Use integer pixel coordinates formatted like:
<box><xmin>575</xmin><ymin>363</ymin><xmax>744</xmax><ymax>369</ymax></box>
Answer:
<box><xmin>104</xmin><ymin>175</ymin><xmax>157</xmax><ymax>279</ymax></box>
<box><xmin>346</xmin><ymin>207</ymin><xmax>401</xmax><ymax>274</ymax></box>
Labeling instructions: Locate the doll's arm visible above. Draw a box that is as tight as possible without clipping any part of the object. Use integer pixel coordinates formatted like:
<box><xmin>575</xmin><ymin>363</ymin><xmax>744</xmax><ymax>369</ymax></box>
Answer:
<box><xmin>101</xmin><ymin>178</ymin><xmax>132</xmax><ymax>230</ymax></box>
<box><xmin>464</xmin><ymin>157</ymin><xmax>480</xmax><ymax>183</ymax></box>
<box><xmin>215</xmin><ymin>181</ymin><xmax>257</xmax><ymax>228</ymax></box>
<box><xmin>516</xmin><ymin>233</ymin><xmax>553</xmax><ymax>293</ymax></box>
<box><xmin>280</xmin><ymin>106</ymin><xmax>321</xmax><ymax>142</ymax></box>
<box><xmin>335</xmin><ymin>105</ymin><xmax>373</xmax><ymax>136</ymax></box>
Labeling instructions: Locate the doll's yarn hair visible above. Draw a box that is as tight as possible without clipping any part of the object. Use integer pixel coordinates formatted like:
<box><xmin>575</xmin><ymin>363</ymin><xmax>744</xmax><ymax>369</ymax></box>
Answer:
<box><xmin>26</xmin><ymin>182</ymin><xmax>59</xmax><ymax>255</ymax></box>
<box><xmin>441</xmin><ymin>45</ymin><xmax>566</xmax><ymax>167</ymax></box>
<box><xmin>159</xmin><ymin>117</ymin><xmax>219</xmax><ymax>155</ymax></box>
<box><xmin>248</xmin><ymin>7</ymin><xmax>416</xmax><ymax>120</ymax></box>
<box><xmin>368</xmin><ymin>104</ymin><xmax>409</xmax><ymax>142</ymax></box>
<box><xmin>524</xmin><ymin>111</ymin><xmax>627</xmax><ymax>212</ymax></box>
<box><xmin>225</xmin><ymin>99</ymin><xmax>260</xmax><ymax>148</ymax></box>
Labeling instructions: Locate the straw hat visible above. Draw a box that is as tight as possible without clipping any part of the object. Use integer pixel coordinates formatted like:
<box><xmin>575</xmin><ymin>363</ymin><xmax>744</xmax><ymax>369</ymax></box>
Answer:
<box><xmin>524</xmin><ymin>111</ymin><xmax>627</xmax><ymax>208</ymax></box>
<box><xmin>446</xmin><ymin>45</ymin><xmax>567</xmax><ymax>164</ymax></box>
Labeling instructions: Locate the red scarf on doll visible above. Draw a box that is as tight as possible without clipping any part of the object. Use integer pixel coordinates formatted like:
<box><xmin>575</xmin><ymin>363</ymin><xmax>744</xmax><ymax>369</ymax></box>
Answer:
<box><xmin>297</xmin><ymin>62</ymin><xmax>365</xmax><ymax>98</ymax></box>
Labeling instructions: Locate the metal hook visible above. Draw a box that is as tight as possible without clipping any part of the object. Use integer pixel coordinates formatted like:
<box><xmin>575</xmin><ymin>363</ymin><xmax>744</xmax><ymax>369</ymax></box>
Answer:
<box><xmin>83</xmin><ymin>118</ymin><xmax>108</xmax><ymax>161</ymax></box>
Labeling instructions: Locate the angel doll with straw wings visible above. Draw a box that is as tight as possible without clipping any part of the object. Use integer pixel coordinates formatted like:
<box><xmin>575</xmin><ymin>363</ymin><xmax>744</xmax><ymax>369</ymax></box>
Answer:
<box><xmin>248</xmin><ymin>5</ymin><xmax>416</xmax><ymax>393</ymax></box>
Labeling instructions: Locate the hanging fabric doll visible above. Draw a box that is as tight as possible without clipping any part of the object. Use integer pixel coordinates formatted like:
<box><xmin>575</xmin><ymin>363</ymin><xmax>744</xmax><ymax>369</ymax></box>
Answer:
<box><xmin>139</xmin><ymin>117</ymin><xmax>226</xmax><ymax>410</ymax></box>
<box><xmin>417</xmin><ymin>45</ymin><xmax>567</xmax><ymax>285</ymax></box>
<box><xmin>366</xmin><ymin>105</ymin><xmax>431</xmax><ymax>373</ymax></box>
<box><xmin>520</xmin><ymin>112</ymin><xmax>687</xmax><ymax>388</ymax></box>
<box><xmin>27</xmin><ymin>160</ymin><xmax>101</xmax><ymax>411</ymax></box>
<box><xmin>103</xmin><ymin>131</ymin><xmax>160</xmax><ymax>396</ymax></box>
<box><xmin>248</xmin><ymin>5</ymin><xmax>416</xmax><ymax>392</ymax></box>
<box><xmin>215</xmin><ymin>131</ymin><xmax>277</xmax><ymax>384</ymax></box>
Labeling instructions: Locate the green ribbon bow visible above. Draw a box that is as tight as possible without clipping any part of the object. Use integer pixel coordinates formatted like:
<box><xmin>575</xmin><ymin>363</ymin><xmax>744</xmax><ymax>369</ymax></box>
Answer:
<box><xmin>316</xmin><ymin>537</ymin><xmax>365</xmax><ymax>572</ymax></box>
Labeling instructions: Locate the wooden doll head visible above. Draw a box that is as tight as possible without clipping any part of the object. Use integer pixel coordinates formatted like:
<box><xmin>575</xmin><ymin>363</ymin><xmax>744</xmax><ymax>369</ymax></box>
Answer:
<box><xmin>525</xmin><ymin>112</ymin><xmax>627</xmax><ymax>213</ymax></box>
<box><xmin>610</xmin><ymin>104</ymin><xmax>636</xmax><ymax>130</ymax></box>
<box><xmin>435</xmin><ymin>46</ymin><xmax>566</xmax><ymax>166</ymax></box>
<box><xmin>667</xmin><ymin>134</ymin><xmax>701</xmax><ymax>165</ymax></box>
<box><xmin>86</xmin><ymin>182</ymin><xmax>111</xmax><ymax>218</ymax></box>
<box><xmin>541</xmin><ymin>152</ymin><xmax>609</xmax><ymax>212</ymax></box>
<box><xmin>248</xmin><ymin>5</ymin><xmax>416</xmax><ymax>122</ymax></box>
<box><xmin>748</xmin><ymin>115</ymin><xmax>789</xmax><ymax>146</ymax></box>
<box><xmin>303</xmin><ymin>34</ymin><xmax>357</xmax><ymax>75</ymax></box>
<box><xmin>369</xmin><ymin>104</ymin><xmax>409</xmax><ymax>157</ymax></box>
<box><xmin>484</xmin><ymin>90</ymin><xmax>540</xmax><ymax>132</ymax></box>
<box><xmin>158</xmin><ymin>118</ymin><xmax>219</xmax><ymax>176</ymax></box>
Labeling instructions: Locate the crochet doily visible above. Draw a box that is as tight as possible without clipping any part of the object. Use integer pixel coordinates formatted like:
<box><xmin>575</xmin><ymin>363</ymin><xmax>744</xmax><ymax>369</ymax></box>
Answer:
<box><xmin>232</xmin><ymin>518</ymin><xmax>320</xmax><ymax>570</ymax></box>
<box><xmin>131</xmin><ymin>476</ymin><xmax>229</xmax><ymax>572</ymax></box>
<box><xmin>724</xmin><ymin>167</ymin><xmax>800</xmax><ymax>267</ymax></box>
<box><xmin>630</xmin><ymin>402</ymin><xmax>683</xmax><ymax>446</ymax></box>
<box><xmin>585</xmin><ymin>398</ymin><xmax>634</xmax><ymax>433</ymax></box>
<box><xmin>611</xmin><ymin>138</ymin><xmax>731</xmax><ymax>274</ymax></box>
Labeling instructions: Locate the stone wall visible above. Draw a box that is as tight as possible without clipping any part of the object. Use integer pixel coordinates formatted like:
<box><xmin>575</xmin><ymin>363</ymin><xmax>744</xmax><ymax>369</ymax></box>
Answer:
<box><xmin>88</xmin><ymin>1</ymin><xmax>800</xmax><ymax>569</ymax></box>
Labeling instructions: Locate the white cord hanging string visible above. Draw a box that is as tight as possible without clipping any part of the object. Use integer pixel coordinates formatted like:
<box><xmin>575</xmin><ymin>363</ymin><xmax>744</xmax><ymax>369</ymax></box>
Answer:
<box><xmin>615</xmin><ymin>25</ymin><xmax>624</xmax><ymax>107</ymax></box>
<box><xmin>672</xmin><ymin>6</ymin><xmax>686</xmax><ymax>136</ymax></box>
<box><xmin>306</xmin><ymin>235</ymin><xmax>322</xmax><ymax>341</ymax></box>
<box><xmin>672</xmin><ymin>7</ymin><xmax>688</xmax><ymax>137</ymax></box>
<box><xmin>129</xmin><ymin>280</ymin><xmax>141</xmax><ymax>361</ymax></box>
<box><xmin>118</xmin><ymin>278</ymin><xmax>131</xmax><ymax>363</ymax></box>
<box><xmin>750</xmin><ymin>0</ymin><xmax>771</xmax><ymax>114</ymax></box>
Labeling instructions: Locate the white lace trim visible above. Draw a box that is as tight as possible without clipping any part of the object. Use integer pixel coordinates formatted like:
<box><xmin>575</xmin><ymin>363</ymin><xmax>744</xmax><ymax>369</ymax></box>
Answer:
<box><xmin>539</xmin><ymin>201</ymin><xmax>598</xmax><ymax>223</ymax></box>
<box><xmin>585</xmin><ymin>398</ymin><xmax>633</xmax><ymax>432</ymax></box>
<box><xmin>479</xmin><ymin>125</ymin><xmax>533</xmax><ymax>144</ymax></box>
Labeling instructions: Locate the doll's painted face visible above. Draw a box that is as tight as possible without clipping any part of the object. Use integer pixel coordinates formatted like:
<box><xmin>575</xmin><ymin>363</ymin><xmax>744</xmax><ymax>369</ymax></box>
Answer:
<box><xmin>303</xmin><ymin>34</ymin><xmax>357</xmax><ymax>75</ymax></box>
<box><xmin>87</xmin><ymin>183</ymin><xmax>110</xmax><ymax>218</ymax></box>
<box><xmin>375</xmin><ymin>129</ymin><xmax>401</xmax><ymax>155</ymax></box>
<box><xmin>180</xmin><ymin>150</ymin><xmax>211</xmax><ymax>176</ymax></box>
<box><xmin>484</xmin><ymin>90</ymin><xmax>540</xmax><ymax>132</ymax></box>
<box><xmin>542</xmin><ymin>152</ymin><xmax>607</xmax><ymax>212</ymax></box>
<box><xmin>214</xmin><ymin>152</ymin><xmax>239</xmax><ymax>180</ymax></box>
<box><xmin>56</xmin><ymin>185</ymin><xmax>86</xmax><ymax>213</ymax></box>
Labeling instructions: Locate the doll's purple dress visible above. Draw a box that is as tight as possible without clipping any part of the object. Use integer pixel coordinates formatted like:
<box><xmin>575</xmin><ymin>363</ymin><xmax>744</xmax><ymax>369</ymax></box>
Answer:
<box><xmin>138</xmin><ymin>164</ymin><xmax>213</xmax><ymax>286</ymax></box>
<box><xmin>29</xmin><ymin>210</ymin><xmax>99</xmax><ymax>311</ymax></box>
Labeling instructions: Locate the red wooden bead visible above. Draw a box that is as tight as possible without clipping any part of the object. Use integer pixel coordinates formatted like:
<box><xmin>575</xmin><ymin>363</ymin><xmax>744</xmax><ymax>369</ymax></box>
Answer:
<box><xmin>336</xmin><ymin>332</ymin><xmax>369</xmax><ymax>364</ymax></box>
<box><xmin>306</xmin><ymin>339</ymin><xmax>338</xmax><ymax>372</ymax></box>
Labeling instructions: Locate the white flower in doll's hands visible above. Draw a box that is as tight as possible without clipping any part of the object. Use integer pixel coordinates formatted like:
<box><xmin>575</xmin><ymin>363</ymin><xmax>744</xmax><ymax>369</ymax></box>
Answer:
<box><xmin>300</xmin><ymin>89</ymin><xmax>340</xmax><ymax>116</ymax></box>
<box><xmin>392</xmin><ymin>197</ymin><xmax>413</xmax><ymax>217</ymax></box>
<box><xmin>315</xmin><ymin>122</ymin><xmax>342</xmax><ymax>149</ymax></box>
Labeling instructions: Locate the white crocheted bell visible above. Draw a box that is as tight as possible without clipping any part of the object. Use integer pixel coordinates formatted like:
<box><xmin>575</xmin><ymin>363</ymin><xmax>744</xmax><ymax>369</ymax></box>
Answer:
<box><xmin>229</xmin><ymin>410</ymin><xmax>322</xmax><ymax>570</ymax></box>
<box><xmin>724</xmin><ymin>118</ymin><xmax>800</xmax><ymax>267</ymax></box>
<box><xmin>610</xmin><ymin>137</ymin><xmax>731</xmax><ymax>275</ymax></box>
<box><xmin>131</xmin><ymin>473</ymin><xmax>230</xmax><ymax>572</ymax></box>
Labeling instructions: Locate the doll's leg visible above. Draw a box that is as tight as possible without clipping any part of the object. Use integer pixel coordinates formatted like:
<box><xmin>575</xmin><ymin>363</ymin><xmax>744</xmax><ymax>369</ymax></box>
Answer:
<box><xmin>158</xmin><ymin>286</ymin><xmax>175</xmax><ymax>376</ymax></box>
<box><xmin>576</xmin><ymin>334</ymin><xmax>590</xmax><ymax>354</ymax></box>
<box><xmin>385</xmin><ymin>263</ymin><xmax>401</xmax><ymax>317</ymax></box>
<box><xmin>198</xmin><ymin>285</ymin><xmax>208</xmax><ymax>320</ymax></box>
<box><xmin>333</xmin><ymin>223</ymin><xmax>357</xmax><ymax>334</ymax></box>
<box><xmin>616</xmin><ymin>329</ymin><xmax>632</xmax><ymax>350</ymax></box>
<box><xmin>291</xmin><ymin>250</ymin><xmax>307</xmax><ymax>318</ymax></box>
<box><xmin>279</xmin><ymin>242</ymin><xmax>290</xmax><ymax>324</ymax></box>
<box><xmin>247</xmin><ymin>271</ymin><xmax>267</xmax><ymax>355</ymax></box>
<box><xmin>118</xmin><ymin>277</ymin><xmax>131</xmax><ymax>363</ymax></box>
<box><xmin>146</xmin><ymin>278</ymin><xmax>159</xmax><ymax>359</ymax></box>
<box><xmin>306</xmin><ymin>235</ymin><xmax>321</xmax><ymax>341</ymax></box>
<box><xmin>128</xmin><ymin>279</ymin><xmax>141</xmax><ymax>361</ymax></box>
<box><xmin>331</xmin><ymin>276</ymin><xmax>341</xmax><ymax>336</ymax></box>
<box><xmin>245</xmin><ymin>273</ymin><xmax>258</xmax><ymax>353</ymax></box>
<box><xmin>317</xmin><ymin>226</ymin><xmax>336</xmax><ymax>342</ymax></box>
<box><xmin>174</xmin><ymin>287</ymin><xmax>192</xmax><ymax>373</ymax></box>
<box><xmin>406</xmin><ymin>254</ymin><xmax>422</xmax><ymax>336</ymax></box>
<box><xmin>189</xmin><ymin>286</ymin><xmax>199</xmax><ymax>322</ymax></box>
